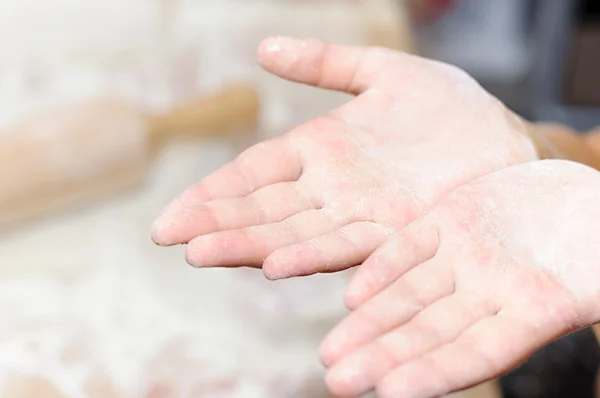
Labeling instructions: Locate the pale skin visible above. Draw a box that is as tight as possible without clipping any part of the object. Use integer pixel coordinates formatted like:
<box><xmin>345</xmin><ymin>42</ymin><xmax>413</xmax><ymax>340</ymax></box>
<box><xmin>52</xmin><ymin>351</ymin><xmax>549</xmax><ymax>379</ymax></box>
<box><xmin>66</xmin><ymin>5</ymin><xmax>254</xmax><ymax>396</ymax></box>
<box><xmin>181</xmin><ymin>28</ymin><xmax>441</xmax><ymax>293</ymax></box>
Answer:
<box><xmin>152</xmin><ymin>37</ymin><xmax>600</xmax><ymax>397</ymax></box>
<box><xmin>151</xmin><ymin>37</ymin><xmax>538</xmax><ymax>278</ymax></box>
<box><xmin>321</xmin><ymin>159</ymin><xmax>600</xmax><ymax>398</ymax></box>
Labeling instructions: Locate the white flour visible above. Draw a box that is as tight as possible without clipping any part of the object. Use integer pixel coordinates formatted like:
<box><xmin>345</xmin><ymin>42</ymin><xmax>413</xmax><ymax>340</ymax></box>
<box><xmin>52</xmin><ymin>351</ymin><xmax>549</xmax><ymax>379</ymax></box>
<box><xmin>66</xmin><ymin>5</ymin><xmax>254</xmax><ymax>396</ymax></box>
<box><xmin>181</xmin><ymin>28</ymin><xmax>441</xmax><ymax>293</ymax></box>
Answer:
<box><xmin>449</xmin><ymin>160</ymin><xmax>600</xmax><ymax>304</ymax></box>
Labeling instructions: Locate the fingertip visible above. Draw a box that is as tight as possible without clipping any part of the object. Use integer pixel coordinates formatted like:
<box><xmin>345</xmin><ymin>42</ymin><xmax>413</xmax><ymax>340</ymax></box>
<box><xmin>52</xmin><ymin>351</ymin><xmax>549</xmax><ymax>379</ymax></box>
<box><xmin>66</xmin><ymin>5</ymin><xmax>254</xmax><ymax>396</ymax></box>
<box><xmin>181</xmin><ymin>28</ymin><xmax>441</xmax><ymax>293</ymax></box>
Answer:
<box><xmin>344</xmin><ymin>266</ymin><xmax>373</xmax><ymax>310</ymax></box>
<box><xmin>318</xmin><ymin>338</ymin><xmax>340</xmax><ymax>369</ymax></box>
<box><xmin>150</xmin><ymin>233</ymin><xmax>168</xmax><ymax>247</ymax></box>
<box><xmin>257</xmin><ymin>36</ymin><xmax>290</xmax><ymax>68</ymax></box>
<box><xmin>184</xmin><ymin>245</ymin><xmax>201</xmax><ymax>268</ymax></box>
<box><xmin>343</xmin><ymin>288</ymin><xmax>365</xmax><ymax>311</ymax></box>
<box><xmin>263</xmin><ymin>246</ymin><xmax>312</xmax><ymax>280</ymax></box>
<box><xmin>257</xmin><ymin>36</ymin><xmax>324</xmax><ymax>76</ymax></box>
<box><xmin>150</xmin><ymin>218</ymin><xmax>174</xmax><ymax>247</ymax></box>
<box><xmin>319</xmin><ymin>318</ymin><xmax>357</xmax><ymax>369</ymax></box>
<box><xmin>324</xmin><ymin>369</ymin><xmax>347</xmax><ymax>398</ymax></box>
<box><xmin>257</xmin><ymin>36</ymin><xmax>284</xmax><ymax>56</ymax></box>
<box><xmin>258</xmin><ymin>36</ymin><xmax>312</xmax><ymax>58</ymax></box>
<box><xmin>324</xmin><ymin>363</ymin><xmax>361</xmax><ymax>398</ymax></box>
<box><xmin>262</xmin><ymin>262</ymin><xmax>281</xmax><ymax>281</ymax></box>
<box><xmin>262</xmin><ymin>251</ymin><xmax>287</xmax><ymax>280</ymax></box>
<box><xmin>185</xmin><ymin>237</ymin><xmax>213</xmax><ymax>268</ymax></box>
<box><xmin>151</xmin><ymin>210</ymin><xmax>194</xmax><ymax>247</ymax></box>
<box><xmin>150</xmin><ymin>228</ymin><xmax>163</xmax><ymax>246</ymax></box>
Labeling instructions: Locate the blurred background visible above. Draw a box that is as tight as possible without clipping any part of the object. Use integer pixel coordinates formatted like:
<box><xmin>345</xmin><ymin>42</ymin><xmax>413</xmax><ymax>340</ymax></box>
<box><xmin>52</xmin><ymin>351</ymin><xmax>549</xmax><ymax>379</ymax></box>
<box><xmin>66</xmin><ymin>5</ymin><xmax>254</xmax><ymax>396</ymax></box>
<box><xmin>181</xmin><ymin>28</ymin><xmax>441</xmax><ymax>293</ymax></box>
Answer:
<box><xmin>0</xmin><ymin>0</ymin><xmax>597</xmax><ymax>397</ymax></box>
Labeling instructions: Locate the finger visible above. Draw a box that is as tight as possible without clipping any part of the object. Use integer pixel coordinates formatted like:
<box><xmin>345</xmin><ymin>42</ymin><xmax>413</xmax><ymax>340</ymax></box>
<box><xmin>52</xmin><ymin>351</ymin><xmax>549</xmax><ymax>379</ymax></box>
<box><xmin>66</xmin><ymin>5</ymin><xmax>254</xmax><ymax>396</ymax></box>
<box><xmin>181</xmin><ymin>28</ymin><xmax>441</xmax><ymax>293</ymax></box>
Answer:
<box><xmin>263</xmin><ymin>222</ymin><xmax>392</xmax><ymax>280</ymax></box>
<box><xmin>320</xmin><ymin>257</ymin><xmax>454</xmax><ymax>368</ymax></box>
<box><xmin>345</xmin><ymin>220</ymin><xmax>439</xmax><ymax>310</ymax></box>
<box><xmin>185</xmin><ymin>209</ymin><xmax>346</xmax><ymax>268</ymax></box>
<box><xmin>376</xmin><ymin>313</ymin><xmax>557</xmax><ymax>398</ymax></box>
<box><xmin>258</xmin><ymin>36</ymin><xmax>389</xmax><ymax>95</ymax></box>
<box><xmin>150</xmin><ymin>182</ymin><xmax>317</xmax><ymax>246</ymax></box>
<box><xmin>152</xmin><ymin>135</ymin><xmax>302</xmax><ymax>244</ymax></box>
<box><xmin>323</xmin><ymin>295</ymin><xmax>495</xmax><ymax>397</ymax></box>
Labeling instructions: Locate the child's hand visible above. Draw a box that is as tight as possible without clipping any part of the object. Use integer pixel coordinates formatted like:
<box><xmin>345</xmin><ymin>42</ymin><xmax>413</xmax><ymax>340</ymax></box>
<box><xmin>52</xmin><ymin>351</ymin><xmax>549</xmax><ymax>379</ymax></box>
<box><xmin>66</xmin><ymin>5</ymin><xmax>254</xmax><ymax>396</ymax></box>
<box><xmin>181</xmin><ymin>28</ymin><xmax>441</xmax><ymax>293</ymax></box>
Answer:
<box><xmin>320</xmin><ymin>160</ymin><xmax>600</xmax><ymax>398</ymax></box>
<box><xmin>151</xmin><ymin>37</ymin><xmax>536</xmax><ymax>279</ymax></box>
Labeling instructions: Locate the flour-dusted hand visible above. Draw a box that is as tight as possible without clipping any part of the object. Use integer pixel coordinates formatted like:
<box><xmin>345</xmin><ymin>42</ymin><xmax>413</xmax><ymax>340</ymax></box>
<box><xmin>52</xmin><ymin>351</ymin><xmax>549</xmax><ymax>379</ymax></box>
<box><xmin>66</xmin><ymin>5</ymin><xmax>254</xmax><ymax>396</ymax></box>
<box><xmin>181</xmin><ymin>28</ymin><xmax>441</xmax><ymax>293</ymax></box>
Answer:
<box><xmin>320</xmin><ymin>160</ymin><xmax>600</xmax><ymax>398</ymax></box>
<box><xmin>151</xmin><ymin>36</ymin><xmax>537</xmax><ymax>279</ymax></box>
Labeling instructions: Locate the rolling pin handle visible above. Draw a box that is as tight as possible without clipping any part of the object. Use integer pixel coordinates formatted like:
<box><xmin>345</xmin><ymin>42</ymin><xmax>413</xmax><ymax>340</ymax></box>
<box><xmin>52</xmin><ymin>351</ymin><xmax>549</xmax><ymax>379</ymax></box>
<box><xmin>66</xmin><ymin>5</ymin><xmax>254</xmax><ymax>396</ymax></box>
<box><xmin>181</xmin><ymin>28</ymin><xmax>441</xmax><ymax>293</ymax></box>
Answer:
<box><xmin>149</xmin><ymin>83</ymin><xmax>261</xmax><ymax>144</ymax></box>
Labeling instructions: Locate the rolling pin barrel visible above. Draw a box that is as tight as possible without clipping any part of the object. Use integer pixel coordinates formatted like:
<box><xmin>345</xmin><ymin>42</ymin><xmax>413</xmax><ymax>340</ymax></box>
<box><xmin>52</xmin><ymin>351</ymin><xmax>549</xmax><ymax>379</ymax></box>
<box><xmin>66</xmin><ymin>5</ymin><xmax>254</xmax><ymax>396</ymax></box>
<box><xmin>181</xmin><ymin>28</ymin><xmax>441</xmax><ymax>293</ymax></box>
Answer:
<box><xmin>0</xmin><ymin>84</ymin><xmax>260</xmax><ymax>232</ymax></box>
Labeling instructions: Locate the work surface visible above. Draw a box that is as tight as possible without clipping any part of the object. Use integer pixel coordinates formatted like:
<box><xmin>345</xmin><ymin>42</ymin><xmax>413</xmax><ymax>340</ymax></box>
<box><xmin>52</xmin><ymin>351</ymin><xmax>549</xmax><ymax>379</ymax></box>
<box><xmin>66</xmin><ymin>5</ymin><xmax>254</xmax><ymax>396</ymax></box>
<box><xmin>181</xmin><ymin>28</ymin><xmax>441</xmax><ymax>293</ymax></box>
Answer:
<box><xmin>0</xmin><ymin>136</ymin><xmax>351</xmax><ymax>396</ymax></box>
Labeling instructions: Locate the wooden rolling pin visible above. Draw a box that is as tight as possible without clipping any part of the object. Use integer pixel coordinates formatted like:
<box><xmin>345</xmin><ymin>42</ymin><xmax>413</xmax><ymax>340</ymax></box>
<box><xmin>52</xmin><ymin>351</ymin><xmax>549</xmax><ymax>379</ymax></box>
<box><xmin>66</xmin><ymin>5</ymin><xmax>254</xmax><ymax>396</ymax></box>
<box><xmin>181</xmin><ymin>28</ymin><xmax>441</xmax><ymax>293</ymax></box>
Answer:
<box><xmin>0</xmin><ymin>83</ymin><xmax>260</xmax><ymax>231</ymax></box>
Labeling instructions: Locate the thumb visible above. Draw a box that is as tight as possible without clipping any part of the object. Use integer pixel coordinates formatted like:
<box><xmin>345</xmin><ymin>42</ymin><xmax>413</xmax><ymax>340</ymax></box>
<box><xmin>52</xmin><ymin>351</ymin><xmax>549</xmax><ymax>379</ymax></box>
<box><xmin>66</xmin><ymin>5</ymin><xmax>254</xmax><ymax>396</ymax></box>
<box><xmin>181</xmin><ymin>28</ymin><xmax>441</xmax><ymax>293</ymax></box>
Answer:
<box><xmin>258</xmin><ymin>36</ymin><xmax>381</xmax><ymax>95</ymax></box>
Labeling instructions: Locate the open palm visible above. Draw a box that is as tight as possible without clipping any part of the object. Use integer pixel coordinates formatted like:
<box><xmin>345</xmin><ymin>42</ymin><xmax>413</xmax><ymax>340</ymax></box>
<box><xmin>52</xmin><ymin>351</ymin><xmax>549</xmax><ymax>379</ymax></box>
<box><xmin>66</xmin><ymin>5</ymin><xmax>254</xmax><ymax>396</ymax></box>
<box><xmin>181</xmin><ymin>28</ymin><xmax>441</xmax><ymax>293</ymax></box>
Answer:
<box><xmin>151</xmin><ymin>37</ymin><xmax>537</xmax><ymax>279</ymax></box>
<box><xmin>320</xmin><ymin>160</ymin><xmax>600</xmax><ymax>398</ymax></box>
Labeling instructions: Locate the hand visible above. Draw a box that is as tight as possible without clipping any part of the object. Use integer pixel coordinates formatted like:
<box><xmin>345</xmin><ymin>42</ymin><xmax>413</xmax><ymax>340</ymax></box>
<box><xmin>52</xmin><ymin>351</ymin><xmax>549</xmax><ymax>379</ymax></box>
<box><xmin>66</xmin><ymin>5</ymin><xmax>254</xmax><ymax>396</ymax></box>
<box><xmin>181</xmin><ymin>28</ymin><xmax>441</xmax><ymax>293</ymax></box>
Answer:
<box><xmin>320</xmin><ymin>160</ymin><xmax>600</xmax><ymax>398</ymax></box>
<box><xmin>151</xmin><ymin>36</ymin><xmax>537</xmax><ymax>279</ymax></box>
